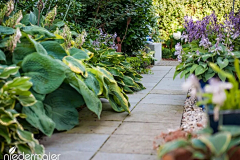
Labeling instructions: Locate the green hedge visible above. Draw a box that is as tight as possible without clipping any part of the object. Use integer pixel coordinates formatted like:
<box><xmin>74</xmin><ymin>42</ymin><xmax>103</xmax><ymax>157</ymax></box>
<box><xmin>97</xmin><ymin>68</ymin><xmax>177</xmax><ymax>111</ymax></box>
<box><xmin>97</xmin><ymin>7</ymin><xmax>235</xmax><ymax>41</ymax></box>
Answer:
<box><xmin>154</xmin><ymin>0</ymin><xmax>240</xmax><ymax>41</ymax></box>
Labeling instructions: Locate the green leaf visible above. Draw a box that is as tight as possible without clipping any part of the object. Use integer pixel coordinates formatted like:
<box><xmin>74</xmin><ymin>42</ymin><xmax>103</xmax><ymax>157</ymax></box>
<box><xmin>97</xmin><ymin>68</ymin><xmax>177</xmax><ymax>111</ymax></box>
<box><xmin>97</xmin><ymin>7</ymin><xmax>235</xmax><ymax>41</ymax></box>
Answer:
<box><xmin>0</xmin><ymin>49</ymin><xmax>6</xmax><ymax>62</ymax></box>
<box><xmin>40</xmin><ymin>41</ymin><xmax>67</xmax><ymax>60</ymax></box>
<box><xmin>67</xmin><ymin>71</ymin><xmax>102</xmax><ymax>118</ymax></box>
<box><xmin>22</xmin><ymin>26</ymin><xmax>56</xmax><ymax>38</ymax></box>
<box><xmin>158</xmin><ymin>140</ymin><xmax>189</xmax><ymax>158</ymax></box>
<box><xmin>195</xmin><ymin>65</ymin><xmax>206</xmax><ymax>76</ymax></box>
<box><xmin>29</xmin><ymin>11</ymin><xmax>37</xmax><ymax>25</ymax></box>
<box><xmin>217</xmin><ymin>57</ymin><xmax>229</xmax><ymax>69</ymax></box>
<box><xmin>22</xmin><ymin>101</ymin><xmax>55</xmax><ymax>136</ymax></box>
<box><xmin>190</xmin><ymin>64</ymin><xmax>198</xmax><ymax>74</ymax></box>
<box><xmin>27</xmin><ymin>36</ymin><xmax>48</xmax><ymax>55</ymax></box>
<box><xmin>44</xmin><ymin>84</ymin><xmax>85</xmax><ymax>131</ymax></box>
<box><xmin>0</xmin><ymin>25</ymin><xmax>15</xmax><ymax>35</ymax></box>
<box><xmin>199</xmin><ymin>132</ymin><xmax>231</xmax><ymax>156</ymax></box>
<box><xmin>63</xmin><ymin>56</ymin><xmax>87</xmax><ymax>77</ymax></box>
<box><xmin>22</xmin><ymin>53</ymin><xmax>66</xmax><ymax>94</ymax></box>
<box><xmin>69</xmin><ymin>47</ymin><xmax>92</xmax><ymax>60</ymax></box>
<box><xmin>202</xmin><ymin>54</ymin><xmax>212</xmax><ymax>61</ymax></box>
<box><xmin>12</xmin><ymin>37</ymin><xmax>36</xmax><ymax>64</ymax></box>
<box><xmin>0</xmin><ymin>65</ymin><xmax>20</xmax><ymax>79</ymax></box>
<box><xmin>205</xmin><ymin>72</ymin><xmax>215</xmax><ymax>81</ymax></box>
<box><xmin>0</xmin><ymin>125</ymin><xmax>11</xmax><ymax>143</ymax></box>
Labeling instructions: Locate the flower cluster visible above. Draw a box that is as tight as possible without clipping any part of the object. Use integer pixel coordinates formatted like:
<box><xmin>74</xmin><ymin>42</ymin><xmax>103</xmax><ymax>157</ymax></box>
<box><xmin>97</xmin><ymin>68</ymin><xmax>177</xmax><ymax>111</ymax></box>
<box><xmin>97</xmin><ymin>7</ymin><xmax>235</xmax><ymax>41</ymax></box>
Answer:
<box><xmin>7</xmin><ymin>28</ymin><xmax>22</xmax><ymax>52</ymax></box>
<box><xmin>181</xmin><ymin>12</ymin><xmax>240</xmax><ymax>52</ymax></box>
<box><xmin>74</xmin><ymin>30</ymin><xmax>87</xmax><ymax>49</ymax></box>
<box><xmin>92</xmin><ymin>28</ymin><xmax>118</xmax><ymax>50</ymax></box>
<box><xmin>174</xmin><ymin>43</ymin><xmax>182</xmax><ymax>62</ymax></box>
<box><xmin>0</xmin><ymin>0</ymin><xmax>14</xmax><ymax>24</ymax></box>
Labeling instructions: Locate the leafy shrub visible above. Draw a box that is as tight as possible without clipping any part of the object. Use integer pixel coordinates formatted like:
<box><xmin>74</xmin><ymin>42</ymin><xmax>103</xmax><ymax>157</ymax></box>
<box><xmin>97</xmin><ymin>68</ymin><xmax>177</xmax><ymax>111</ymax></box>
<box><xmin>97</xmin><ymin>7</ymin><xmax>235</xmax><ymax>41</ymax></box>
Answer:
<box><xmin>8</xmin><ymin>0</ymin><xmax>160</xmax><ymax>54</ymax></box>
<box><xmin>154</xmin><ymin>0</ymin><xmax>240</xmax><ymax>41</ymax></box>
<box><xmin>0</xmin><ymin>65</ymin><xmax>44</xmax><ymax>159</ymax></box>
<box><xmin>126</xmin><ymin>51</ymin><xmax>155</xmax><ymax>74</ymax></box>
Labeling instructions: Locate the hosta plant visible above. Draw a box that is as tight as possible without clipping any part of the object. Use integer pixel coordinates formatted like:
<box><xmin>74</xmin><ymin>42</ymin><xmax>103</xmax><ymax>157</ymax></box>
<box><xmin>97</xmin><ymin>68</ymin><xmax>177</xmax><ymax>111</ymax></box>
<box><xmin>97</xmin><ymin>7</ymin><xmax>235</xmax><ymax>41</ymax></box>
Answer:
<box><xmin>174</xmin><ymin>12</ymin><xmax>240</xmax><ymax>82</ymax></box>
<box><xmin>0</xmin><ymin>65</ymin><xmax>44</xmax><ymax>159</ymax></box>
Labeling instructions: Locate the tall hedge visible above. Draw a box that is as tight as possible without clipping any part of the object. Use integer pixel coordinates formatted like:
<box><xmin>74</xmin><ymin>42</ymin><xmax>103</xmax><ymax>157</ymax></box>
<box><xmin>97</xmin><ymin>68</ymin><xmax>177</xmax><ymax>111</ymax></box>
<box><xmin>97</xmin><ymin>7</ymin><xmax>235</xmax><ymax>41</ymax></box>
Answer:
<box><xmin>154</xmin><ymin>0</ymin><xmax>240</xmax><ymax>41</ymax></box>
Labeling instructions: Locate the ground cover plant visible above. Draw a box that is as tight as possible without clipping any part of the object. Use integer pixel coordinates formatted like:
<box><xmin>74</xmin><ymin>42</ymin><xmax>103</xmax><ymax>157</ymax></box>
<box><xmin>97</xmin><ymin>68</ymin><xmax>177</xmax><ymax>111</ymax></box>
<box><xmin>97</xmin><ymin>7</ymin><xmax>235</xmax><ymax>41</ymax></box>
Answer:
<box><xmin>174</xmin><ymin>12</ymin><xmax>240</xmax><ymax>82</ymax></box>
<box><xmin>0</xmin><ymin>2</ymin><xmax>145</xmax><ymax>157</ymax></box>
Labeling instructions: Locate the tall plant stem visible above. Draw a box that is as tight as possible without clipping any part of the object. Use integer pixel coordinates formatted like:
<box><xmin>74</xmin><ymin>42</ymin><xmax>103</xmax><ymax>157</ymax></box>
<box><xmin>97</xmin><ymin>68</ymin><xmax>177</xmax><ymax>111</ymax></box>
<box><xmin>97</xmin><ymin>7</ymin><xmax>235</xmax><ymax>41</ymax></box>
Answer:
<box><xmin>63</xmin><ymin>0</ymin><xmax>73</xmax><ymax>22</ymax></box>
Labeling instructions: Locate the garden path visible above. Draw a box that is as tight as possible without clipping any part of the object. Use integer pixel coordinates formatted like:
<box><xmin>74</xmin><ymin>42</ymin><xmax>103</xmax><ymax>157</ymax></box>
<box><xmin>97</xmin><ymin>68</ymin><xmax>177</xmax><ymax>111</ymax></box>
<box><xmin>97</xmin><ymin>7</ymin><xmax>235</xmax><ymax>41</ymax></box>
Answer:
<box><xmin>40</xmin><ymin>63</ymin><xmax>186</xmax><ymax>160</ymax></box>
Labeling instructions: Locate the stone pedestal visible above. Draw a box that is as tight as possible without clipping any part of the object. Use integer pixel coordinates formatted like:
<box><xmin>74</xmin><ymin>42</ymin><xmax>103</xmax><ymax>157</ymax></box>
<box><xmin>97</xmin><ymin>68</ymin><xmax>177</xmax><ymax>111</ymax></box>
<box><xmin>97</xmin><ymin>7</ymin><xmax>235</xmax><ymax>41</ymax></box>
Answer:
<box><xmin>147</xmin><ymin>43</ymin><xmax>162</xmax><ymax>65</ymax></box>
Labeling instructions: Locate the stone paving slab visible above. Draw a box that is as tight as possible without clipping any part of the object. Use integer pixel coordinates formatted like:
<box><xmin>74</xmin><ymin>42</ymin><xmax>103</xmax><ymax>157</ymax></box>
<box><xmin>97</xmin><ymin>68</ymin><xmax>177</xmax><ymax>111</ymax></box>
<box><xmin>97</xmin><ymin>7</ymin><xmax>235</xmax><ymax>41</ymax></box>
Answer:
<box><xmin>92</xmin><ymin>153</ymin><xmax>157</xmax><ymax>160</ymax></box>
<box><xmin>156</xmin><ymin>60</ymin><xmax>179</xmax><ymax>66</ymax></box>
<box><xmin>65</xmin><ymin>121</ymin><xmax>121</xmax><ymax>134</ymax></box>
<box><xmin>150</xmin><ymin>89</ymin><xmax>186</xmax><ymax>95</ymax></box>
<box><xmin>125</xmin><ymin>104</ymin><xmax>183</xmax><ymax>123</ymax></box>
<box><xmin>114</xmin><ymin>122</ymin><xmax>180</xmax><ymax>136</ymax></box>
<box><xmin>44</xmin><ymin>150</ymin><xmax>94</xmax><ymax>160</ymax></box>
<box><xmin>100</xmin><ymin>135</ymin><xmax>156</xmax><ymax>155</ymax></box>
<box><xmin>40</xmin><ymin>134</ymin><xmax>109</xmax><ymax>152</ymax></box>
<box><xmin>140</xmin><ymin>94</ymin><xmax>186</xmax><ymax>105</ymax></box>
<box><xmin>151</xmin><ymin>66</ymin><xmax>173</xmax><ymax>71</ymax></box>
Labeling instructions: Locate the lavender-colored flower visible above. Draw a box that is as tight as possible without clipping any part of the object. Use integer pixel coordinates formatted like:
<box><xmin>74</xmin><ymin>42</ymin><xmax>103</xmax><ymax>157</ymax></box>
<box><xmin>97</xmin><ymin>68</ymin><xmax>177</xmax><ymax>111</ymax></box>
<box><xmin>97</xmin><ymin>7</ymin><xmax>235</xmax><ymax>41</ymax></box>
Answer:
<box><xmin>199</xmin><ymin>36</ymin><xmax>212</xmax><ymax>49</ymax></box>
<box><xmin>204</xmin><ymin>78</ymin><xmax>232</xmax><ymax>106</ymax></box>
<box><xmin>174</xmin><ymin>43</ymin><xmax>182</xmax><ymax>62</ymax></box>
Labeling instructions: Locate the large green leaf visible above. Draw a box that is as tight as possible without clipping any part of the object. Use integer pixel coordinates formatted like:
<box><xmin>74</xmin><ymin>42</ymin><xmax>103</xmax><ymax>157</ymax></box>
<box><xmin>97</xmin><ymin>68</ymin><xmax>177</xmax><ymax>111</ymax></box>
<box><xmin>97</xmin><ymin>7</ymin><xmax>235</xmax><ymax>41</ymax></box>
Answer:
<box><xmin>21</xmin><ymin>53</ymin><xmax>66</xmax><ymax>94</ymax></box>
<box><xmin>44</xmin><ymin>84</ymin><xmax>85</xmax><ymax>131</ymax></box>
<box><xmin>22</xmin><ymin>101</ymin><xmax>55</xmax><ymax>136</ymax></box>
<box><xmin>195</xmin><ymin>65</ymin><xmax>206</xmax><ymax>76</ymax></box>
<box><xmin>69</xmin><ymin>47</ymin><xmax>92</xmax><ymax>60</ymax></box>
<box><xmin>199</xmin><ymin>132</ymin><xmax>231</xmax><ymax>156</ymax></box>
<box><xmin>27</xmin><ymin>36</ymin><xmax>48</xmax><ymax>55</ymax></box>
<box><xmin>0</xmin><ymin>25</ymin><xmax>15</xmax><ymax>35</ymax></box>
<box><xmin>66</xmin><ymin>71</ymin><xmax>102</xmax><ymax>118</ymax></box>
<box><xmin>217</xmin><ymin>57</ymin><xmax>229</xmax><ymax>69</ymax></box>
<box><xmin>63</xmin><ymin>56</ymin><xmax>87</xmax><ymax>77</ymax></box>
<box><xmin>84</xmin><ymin>69</ymin><xmax>104</xmax><ymax>96</ymax></box>
<box><xmin>12</xmin><ymin>37</ymin><xmax>36</xmax><ymax>64</ymax></box>
<box><xmin>40</xmin><ymin>41</ymin><xmax>67</xmax><ymax>60</ymax></box>
<box><xmin>22</xmin><ymin>26</ymin><xmax>55</xmax><ymax>38</ymax></box>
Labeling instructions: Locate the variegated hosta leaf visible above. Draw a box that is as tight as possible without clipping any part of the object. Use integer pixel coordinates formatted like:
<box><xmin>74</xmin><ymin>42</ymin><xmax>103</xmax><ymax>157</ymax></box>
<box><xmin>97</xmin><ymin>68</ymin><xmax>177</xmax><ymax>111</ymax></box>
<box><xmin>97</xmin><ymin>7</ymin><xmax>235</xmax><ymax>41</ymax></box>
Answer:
<box><xmin>66</xmin><ymin>70</ymin><xmax>102</xmax><ymax>118</ymax></box>
<box><xmin>0</xmin><ymin>65</ymin><xmax>20</xmax><ymax>79</ymax></box>
<box><xmin>89</xmin><ymin>66</ymin><xmax>130</xmax><ymax>113</ymax></box>
<box><xmin>69</xmin><ymin>47</ymin><xmax>93</xmax><ymax>60</ymax></box>
<box><xmin>63</xmin><ymin>56</ymin><xmax>88</xmax><ymax>77</ymax></box>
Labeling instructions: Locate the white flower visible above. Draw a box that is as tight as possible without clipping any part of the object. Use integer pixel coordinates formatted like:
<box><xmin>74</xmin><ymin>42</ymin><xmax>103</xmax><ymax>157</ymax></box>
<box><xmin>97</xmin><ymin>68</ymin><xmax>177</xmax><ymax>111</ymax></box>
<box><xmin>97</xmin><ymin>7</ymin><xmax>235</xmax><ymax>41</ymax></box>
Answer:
<box><xmin>204</xmin><ymin>78</ymin><xmax>232</xmax><ymax>106</ymax></box>
<box><xmin>173</xmin><ymin>31</ymin><xmax>181</xmax><ymax>40</ymax></box>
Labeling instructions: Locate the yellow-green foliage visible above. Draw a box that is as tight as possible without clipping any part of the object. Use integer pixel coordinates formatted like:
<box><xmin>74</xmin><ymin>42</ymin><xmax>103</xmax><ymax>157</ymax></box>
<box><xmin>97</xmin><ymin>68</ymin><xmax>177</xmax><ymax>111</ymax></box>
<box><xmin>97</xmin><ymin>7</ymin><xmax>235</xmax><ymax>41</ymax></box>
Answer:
<box><xmin>154</xmin><ymin>0</ymin><xmax>240</xmax><ymax>40</ymax></box>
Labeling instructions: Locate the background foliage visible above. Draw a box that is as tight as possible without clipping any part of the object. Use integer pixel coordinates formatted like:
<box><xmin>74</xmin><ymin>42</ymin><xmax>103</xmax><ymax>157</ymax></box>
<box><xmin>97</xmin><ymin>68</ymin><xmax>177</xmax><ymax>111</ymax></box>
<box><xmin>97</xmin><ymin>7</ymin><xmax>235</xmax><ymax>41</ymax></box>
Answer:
<box><xmin>154</xmin><ymin>0</ymin><xmax>240</xmax><ymax>41</ymax></box>
<box><xmin>2</xmin><ymin>0</ymin><xmax>160</xmax><ymax>54</ymax></box>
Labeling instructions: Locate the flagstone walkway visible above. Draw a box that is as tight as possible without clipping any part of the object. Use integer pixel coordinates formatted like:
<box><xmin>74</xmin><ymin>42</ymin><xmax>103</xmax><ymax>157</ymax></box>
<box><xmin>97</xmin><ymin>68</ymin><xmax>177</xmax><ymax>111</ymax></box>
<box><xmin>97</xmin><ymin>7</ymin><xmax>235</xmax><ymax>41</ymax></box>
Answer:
<box><xmin>40</xmin><ymin>64</ymin><xmax>186</xmax><ymax>160</ymax></box>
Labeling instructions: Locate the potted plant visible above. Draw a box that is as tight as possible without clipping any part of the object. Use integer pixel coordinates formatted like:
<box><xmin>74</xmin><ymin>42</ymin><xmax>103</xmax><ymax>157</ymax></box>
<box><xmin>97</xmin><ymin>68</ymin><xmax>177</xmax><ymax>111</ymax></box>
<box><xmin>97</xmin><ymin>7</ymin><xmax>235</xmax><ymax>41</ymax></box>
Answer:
<box><xmin>173</xmin><ymin>12</ymin><xmax>240</xmax><ymax>85</ymax></box>
<box><xmin>158</xmin><ymin>126</ymin><xmax>240</xmax><ymax>160</ymax></box>
<box><xmin>197</xmin><ymin>59</ymin><xmax>240</xmax><ymax>133</ymax></box>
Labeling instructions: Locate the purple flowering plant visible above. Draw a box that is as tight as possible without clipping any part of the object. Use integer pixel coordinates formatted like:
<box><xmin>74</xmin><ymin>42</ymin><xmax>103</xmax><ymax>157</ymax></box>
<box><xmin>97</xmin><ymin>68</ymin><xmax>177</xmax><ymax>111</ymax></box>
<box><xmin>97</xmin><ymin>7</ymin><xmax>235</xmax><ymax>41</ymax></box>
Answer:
<box><xmin>174</xmin><ymin>12</ymin><xmax>240</xmax><ymax>82</ymax></box>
